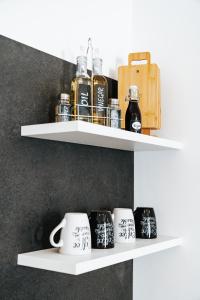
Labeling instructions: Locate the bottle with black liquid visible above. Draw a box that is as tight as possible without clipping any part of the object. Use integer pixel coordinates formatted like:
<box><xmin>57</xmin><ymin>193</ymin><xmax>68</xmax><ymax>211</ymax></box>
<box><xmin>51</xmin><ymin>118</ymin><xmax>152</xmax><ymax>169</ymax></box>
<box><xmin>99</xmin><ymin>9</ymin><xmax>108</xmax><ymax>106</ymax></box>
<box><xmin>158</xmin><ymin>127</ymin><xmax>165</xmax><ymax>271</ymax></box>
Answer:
<box><xmin>92</xmin><ymin>53</ymin><xmax>108</xmax><ymax>125</ymax></box>
<box><xmin>125</xmin><ymin>85</ymin><xmax>142</xmax><ymax>133</ymax></box>
<box><xmin>71</xmin><ymin>55</ymin><xmax>91</xmax><ymax>122</ymax></box>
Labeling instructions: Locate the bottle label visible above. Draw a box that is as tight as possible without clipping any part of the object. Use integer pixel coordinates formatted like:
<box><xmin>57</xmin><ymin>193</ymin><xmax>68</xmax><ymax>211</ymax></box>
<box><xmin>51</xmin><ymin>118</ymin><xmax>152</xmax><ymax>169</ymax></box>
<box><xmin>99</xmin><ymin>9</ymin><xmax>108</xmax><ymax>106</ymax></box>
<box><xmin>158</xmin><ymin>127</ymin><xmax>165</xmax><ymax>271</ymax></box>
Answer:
<box><xmin>55</xmin><ymin>104</ymin><xmax>71</xmax><ymax>122</ymax></box>
<box><xmin>78</xmin><ymin>84</ymin><xmax>91</xmax><ymax>117</ymax></box>
<box><xmin>132</xmin><ymin>121</ymin><xmax>141</xmax><ymax>131</ymax></box>
<box><xmin>93</xmin><ymin>84</ymin><xmax>107</xmax><ymax>113</ymax></box>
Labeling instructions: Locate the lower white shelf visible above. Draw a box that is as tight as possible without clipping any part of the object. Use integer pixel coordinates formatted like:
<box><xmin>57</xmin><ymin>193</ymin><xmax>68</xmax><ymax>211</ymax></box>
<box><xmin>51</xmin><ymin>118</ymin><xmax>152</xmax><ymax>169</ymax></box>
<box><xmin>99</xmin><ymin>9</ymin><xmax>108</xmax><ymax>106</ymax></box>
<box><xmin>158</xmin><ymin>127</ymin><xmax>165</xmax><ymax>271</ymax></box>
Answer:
<box><xmin>17</xmin><ymin>236</ymin><xmax>182</xmax><ymax>275</ymax></box>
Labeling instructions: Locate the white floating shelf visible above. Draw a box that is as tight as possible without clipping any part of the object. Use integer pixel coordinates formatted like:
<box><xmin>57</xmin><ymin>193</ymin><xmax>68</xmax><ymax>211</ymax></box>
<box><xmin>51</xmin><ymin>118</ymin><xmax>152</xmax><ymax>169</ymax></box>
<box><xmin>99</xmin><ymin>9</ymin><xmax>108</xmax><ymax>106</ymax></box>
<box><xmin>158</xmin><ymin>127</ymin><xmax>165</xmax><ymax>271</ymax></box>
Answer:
<box><xmin>18</xmin><ymin>236</ymin><xmax>182</xmax><ymax>275</ymax></box>
<box><xmin>21</xmin><ymin>121</ymin><xmax>182</xmax><ymax>151</ymax></box>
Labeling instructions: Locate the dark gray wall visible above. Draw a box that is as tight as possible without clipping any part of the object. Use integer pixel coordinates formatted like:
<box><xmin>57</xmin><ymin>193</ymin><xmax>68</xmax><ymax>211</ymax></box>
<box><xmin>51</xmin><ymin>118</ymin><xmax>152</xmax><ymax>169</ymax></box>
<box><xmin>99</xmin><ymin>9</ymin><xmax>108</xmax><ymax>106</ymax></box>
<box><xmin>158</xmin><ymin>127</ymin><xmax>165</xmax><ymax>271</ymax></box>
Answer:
<box><xmin>0</xmin><ymin>35</ymin><xmax>134</xmax><ymax>300</ymax></box>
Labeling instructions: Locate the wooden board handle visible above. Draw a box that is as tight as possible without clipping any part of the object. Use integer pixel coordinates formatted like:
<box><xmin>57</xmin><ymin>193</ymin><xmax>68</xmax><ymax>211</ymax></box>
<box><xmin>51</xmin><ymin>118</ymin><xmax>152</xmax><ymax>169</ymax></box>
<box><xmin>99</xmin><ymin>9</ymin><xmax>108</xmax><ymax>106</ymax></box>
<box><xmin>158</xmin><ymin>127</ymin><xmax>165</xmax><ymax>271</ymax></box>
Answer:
<box><xmin>128</xmin><ymin>52</ymin><xmax>151</xmax><ymax>65</ymax></box>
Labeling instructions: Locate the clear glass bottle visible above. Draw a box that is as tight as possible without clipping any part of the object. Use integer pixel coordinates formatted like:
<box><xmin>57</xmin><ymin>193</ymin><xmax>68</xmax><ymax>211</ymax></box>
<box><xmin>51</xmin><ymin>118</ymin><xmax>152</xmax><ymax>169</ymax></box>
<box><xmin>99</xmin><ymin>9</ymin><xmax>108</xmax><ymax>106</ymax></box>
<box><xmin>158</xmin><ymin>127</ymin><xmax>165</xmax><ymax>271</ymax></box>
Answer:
<box><xmin>86</xmin><ymin>37</ymin><xmax>93</xmax><ymax>71</ymax></box>
<box><xmin>55</xmin><ymin>93</ymin><xmax>71</xmax><ymax>122</ymax></box>
<box><xmin>125</xmin><ymin>85</ymin><xmax>142</xmax><ymax>133</ymax></box>
<box><xmin>92</xmin><ymin>57</ymin><xmax>108</xmax><ymax>125</ymax></box>
<box><xmin>108</xmin><ymin>98</ymin><xmax>121</xmax><ymax>129</ymax></box>
<box><xmin>71</xmin><ymin>56</ymin><xmax>91</xmax><ymax>122</ymax></box>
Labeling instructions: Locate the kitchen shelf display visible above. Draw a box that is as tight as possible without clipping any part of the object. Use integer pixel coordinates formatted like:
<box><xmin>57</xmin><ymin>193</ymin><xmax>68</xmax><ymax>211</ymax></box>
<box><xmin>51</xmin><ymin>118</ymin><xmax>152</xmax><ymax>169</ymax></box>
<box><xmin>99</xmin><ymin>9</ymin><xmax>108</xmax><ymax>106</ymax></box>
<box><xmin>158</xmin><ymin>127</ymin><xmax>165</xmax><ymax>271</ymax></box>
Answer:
<box><xmin>19</xmin><ymin>120</ymin><xmax>183</xmax><ymax>276</ymax></box>
<box><xmin>21</xmin><ymin>121</ymin><xmax>183</xmax><ymax>151</ymax></box>
<box><xmin>17</xmin><ymin>236</ymin><xmax>182</xmax><ymax>275</ymax></box>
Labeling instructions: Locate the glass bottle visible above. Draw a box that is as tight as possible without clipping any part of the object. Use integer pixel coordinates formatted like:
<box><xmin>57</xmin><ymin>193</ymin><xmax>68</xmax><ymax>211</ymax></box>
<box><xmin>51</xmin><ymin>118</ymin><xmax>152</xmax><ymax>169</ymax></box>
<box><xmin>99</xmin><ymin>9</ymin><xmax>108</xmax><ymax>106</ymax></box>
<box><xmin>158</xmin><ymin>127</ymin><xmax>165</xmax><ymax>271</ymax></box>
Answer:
<box><xmin>55</xmin><ymin>93</ymin><xmax>71</xmax><ymax>122</ymax></box>
<box><xmin>108</xmin><ymin>98</ymin><xmax>121</xmax><ymax>129</ymax></box>
<box><xmin>125</xmin><ymin>85</ymin><xmax>142</xmax><ymax>133</ymax></box>
<box><xmin>92</xmin><ymin>56</ymin><xmax>108</xmax><ymax>125</ymax></box>
<box><xmin>71</xmin><ymin>56</ymin><xmax>91</xmax><ymax>122</ymax></box>
<box><xmin>86</xmin><ymin>37</ymin><xmax>93</xmax><ymax>71</ymax></box>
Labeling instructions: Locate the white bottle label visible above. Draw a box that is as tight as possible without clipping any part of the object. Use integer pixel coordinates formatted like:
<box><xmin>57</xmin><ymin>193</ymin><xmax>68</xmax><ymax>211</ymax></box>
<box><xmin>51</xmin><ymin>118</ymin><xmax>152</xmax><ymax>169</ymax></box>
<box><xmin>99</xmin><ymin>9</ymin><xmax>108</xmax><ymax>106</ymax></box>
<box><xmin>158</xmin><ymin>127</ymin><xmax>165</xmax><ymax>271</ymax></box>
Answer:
<box><xmin>132</xmin><ymin>121</ymin><xmax>141</xmax><ymax>131</ymax></box>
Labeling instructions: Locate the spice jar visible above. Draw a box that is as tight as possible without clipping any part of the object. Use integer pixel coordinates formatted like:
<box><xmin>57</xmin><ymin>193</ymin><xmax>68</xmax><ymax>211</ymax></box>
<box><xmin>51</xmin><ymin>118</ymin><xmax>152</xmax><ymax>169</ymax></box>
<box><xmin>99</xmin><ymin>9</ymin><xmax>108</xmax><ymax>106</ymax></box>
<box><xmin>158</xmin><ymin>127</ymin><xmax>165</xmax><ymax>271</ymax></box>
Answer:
<box><xmin>107</xmin><ymin>98</ymin><xmax>121</xmax><ymax>129</ymax></box>
<box><xmin>55</xmin><ymin>93</ymin><xmax>71</xmax><ymax>122</ymax></box>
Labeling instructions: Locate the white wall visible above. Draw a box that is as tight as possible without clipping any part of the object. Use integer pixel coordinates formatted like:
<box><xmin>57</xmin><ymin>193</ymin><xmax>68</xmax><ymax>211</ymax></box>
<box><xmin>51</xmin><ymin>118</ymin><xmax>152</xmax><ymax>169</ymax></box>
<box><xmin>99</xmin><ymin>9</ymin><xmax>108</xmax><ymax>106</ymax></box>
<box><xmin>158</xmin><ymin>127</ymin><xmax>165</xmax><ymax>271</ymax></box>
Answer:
<box><xmin>0</xmin><ymin>0</ymin><xmax>133</xmax><ymax>79</ymax></box>
<box><xmin>133</xmin><ymin>0</ymin><xmax>200</xmax><ymax>299</ymax></box>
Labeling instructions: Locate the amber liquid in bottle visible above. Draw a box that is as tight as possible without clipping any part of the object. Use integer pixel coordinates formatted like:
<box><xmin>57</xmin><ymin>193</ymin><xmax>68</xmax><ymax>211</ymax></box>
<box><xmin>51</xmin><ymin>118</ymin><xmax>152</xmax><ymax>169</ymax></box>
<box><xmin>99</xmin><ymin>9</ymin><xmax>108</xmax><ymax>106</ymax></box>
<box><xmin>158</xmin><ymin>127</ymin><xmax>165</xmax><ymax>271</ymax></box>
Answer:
<box><xmin>71</xmin><ymin>56</ymin><xmax>91</xmax><ymax>122</ymax></box>
<box><xmin>92</xmin><ymin>57</ymin><xmax>108</xmax><ymax>125</ymax></box>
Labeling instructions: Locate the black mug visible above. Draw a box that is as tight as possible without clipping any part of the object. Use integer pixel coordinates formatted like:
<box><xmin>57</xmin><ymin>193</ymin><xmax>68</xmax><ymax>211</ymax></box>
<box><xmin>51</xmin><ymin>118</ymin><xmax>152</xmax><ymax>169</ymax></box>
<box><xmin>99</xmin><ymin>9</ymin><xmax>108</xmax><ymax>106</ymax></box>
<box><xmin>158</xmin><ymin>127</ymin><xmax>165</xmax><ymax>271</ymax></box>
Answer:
<box><xmin>89</xmin><ymin>210</ymin><xmax>114</xmax><ymax>249</ymax></box>
<box><xmin>134</xmin><ymin>207</ymin><xmax>157</xmax><ymax>239</ymax></box>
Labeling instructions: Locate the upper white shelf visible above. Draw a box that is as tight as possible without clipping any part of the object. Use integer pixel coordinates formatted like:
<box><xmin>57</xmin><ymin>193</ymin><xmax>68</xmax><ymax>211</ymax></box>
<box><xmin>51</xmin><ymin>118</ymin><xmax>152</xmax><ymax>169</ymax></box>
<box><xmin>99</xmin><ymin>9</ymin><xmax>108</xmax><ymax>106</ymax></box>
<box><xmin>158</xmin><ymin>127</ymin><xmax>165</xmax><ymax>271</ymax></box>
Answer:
<box><xmin>21</xmin><ymin>121</ymin><xmax>183</xmax><ymax>152</ymax></box>
<box><xmin>17</xmin><ymin>236</ymin><xmax>182</xmax><ymax>275</ymax></box>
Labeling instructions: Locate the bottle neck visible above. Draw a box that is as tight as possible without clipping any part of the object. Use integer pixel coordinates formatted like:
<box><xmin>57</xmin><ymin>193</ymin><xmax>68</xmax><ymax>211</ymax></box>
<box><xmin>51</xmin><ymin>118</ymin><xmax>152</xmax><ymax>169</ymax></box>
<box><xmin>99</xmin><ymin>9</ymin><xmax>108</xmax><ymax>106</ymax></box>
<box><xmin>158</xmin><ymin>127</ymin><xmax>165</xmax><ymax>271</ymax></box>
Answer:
<box><xmin>76</xmin><ymin>63</ymin><xmax>88</xmax><ymax>77</ymax></box>
<box><xmin>128</xmin><ymin>100</ymin><xmax>140</xmax><ymax>111</ymax></box>
<box><xmin>76</xmin><ymin>56</ymin><xmax>88</xmax><ymax>77</ymax></box>
<box><xmin>92</xmin><ymin>58</ymin><xmax>103</xmax><ymax>75</ymax></box>
<box><xmin>128</xmin><ymin>100</ymin><xmax>139</xmax><ymax>106</ymax></box>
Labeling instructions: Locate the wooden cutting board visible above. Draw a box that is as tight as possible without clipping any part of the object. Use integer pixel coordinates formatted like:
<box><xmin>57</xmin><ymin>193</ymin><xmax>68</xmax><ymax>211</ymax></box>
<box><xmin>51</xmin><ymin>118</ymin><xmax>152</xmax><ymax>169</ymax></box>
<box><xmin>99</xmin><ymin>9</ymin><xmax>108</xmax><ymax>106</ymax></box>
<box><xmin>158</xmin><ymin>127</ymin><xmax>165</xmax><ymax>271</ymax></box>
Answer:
<box><xmin>118</xmin><ymin>52</ymin><xmax>161</xmax><ymax>130</ymax></box>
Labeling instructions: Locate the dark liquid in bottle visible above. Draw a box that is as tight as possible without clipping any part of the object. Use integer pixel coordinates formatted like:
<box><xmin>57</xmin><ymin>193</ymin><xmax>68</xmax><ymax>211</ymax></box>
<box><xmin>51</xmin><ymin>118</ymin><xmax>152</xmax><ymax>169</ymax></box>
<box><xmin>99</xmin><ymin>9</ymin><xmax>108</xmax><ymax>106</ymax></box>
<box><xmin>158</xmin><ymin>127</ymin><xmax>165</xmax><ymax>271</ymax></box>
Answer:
<box><xmin>125</xmin><ymin>101</ymin><xmax>142</xmax><ymax>133</ymax></box>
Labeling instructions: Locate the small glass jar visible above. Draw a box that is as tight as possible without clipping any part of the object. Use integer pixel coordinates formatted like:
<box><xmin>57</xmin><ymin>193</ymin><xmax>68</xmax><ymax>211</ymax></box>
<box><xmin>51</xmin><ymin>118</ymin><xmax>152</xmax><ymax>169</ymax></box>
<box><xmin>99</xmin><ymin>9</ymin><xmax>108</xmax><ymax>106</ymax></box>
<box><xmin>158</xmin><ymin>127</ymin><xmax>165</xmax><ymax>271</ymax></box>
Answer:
<box><xmin>55</xmin><ymin>93</ymin><xmax>72</xmax><ymax>122</ymax></box>
<box><xmin>107</xmin><ymin>98</ymin><xmax>121</xmax><ymax>129</ymax></box>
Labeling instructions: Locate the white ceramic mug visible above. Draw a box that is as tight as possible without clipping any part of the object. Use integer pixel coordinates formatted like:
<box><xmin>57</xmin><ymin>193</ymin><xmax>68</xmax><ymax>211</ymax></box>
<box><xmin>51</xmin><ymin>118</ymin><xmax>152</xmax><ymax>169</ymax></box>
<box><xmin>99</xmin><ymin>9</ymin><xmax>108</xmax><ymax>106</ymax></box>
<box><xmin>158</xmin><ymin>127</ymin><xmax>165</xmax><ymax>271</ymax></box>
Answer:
<box><xmin>113</xmin><ymin>208</ymin><xmax>135</xmax><ymax>243</ymax></box>
<box><xmin>49</xmin><ymin>213</ymin><xmax>91</xmax><ymax>255</ymax></box>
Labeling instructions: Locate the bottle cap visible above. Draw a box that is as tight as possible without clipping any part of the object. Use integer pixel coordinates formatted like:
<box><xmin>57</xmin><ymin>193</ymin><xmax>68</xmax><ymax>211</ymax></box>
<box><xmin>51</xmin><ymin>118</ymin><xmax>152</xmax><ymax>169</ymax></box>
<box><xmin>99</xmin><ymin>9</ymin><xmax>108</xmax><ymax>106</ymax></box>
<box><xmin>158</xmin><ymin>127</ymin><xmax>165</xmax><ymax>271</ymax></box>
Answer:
<box><xmin>109</xmin><ymin>98</ymin><xmax>119</xmax><ymax>106</ymax></box>
<box><xmin>127</xmin><ymin>85</ymin><xmax>139</xmax><ymax>101</ymax></box>
<box><xmin>60</xmin><ymin>93</ymin><xmax>70</xmax><ymax>100</ymax></box>
<box><xmin>60</xmin><ymin>93</ymin><xmax>70</xmax><ymax>104</ymax></box>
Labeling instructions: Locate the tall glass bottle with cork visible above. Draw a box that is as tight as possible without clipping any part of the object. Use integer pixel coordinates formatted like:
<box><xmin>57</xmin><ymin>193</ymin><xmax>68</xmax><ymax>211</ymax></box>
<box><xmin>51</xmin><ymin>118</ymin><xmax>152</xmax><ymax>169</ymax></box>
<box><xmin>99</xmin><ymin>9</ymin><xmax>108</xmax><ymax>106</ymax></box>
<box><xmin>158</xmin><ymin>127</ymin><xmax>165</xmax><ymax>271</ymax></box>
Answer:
<box><xmin>92</xmin><ymin>52</ymin><xmax>108</xmax><ymax>125</ymax></box>
<box><xmin>71</xmin><ymin>55</ymin><xmax>91</xmax><ymax>122</ymax></box>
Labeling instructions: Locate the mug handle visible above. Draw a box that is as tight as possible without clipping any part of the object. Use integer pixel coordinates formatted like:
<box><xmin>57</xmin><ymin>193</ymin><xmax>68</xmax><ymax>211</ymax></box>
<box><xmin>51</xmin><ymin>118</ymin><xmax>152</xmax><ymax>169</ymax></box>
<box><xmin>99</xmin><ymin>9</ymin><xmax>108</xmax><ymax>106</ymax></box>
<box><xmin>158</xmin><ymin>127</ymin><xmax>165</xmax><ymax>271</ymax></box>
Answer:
<box><xmin>49</xmin><ymin>218</ymin><xmax>66</xmax><ymax>248</ymax></box>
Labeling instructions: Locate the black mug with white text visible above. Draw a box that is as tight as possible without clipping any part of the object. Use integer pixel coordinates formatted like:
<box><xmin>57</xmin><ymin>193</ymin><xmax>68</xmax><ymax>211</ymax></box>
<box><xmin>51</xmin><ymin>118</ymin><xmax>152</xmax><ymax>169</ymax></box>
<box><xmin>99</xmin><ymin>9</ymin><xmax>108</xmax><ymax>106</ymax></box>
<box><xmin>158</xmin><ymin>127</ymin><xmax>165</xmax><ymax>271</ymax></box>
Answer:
<box><xmin>89</xmin><ymin>210</ymin><xmax>114</xmax><ymax>249</ymax></box>
<box><xmin>134</xmin><ymin>207</ymin><xmax>157</xmax><ymax>239</ymax></box>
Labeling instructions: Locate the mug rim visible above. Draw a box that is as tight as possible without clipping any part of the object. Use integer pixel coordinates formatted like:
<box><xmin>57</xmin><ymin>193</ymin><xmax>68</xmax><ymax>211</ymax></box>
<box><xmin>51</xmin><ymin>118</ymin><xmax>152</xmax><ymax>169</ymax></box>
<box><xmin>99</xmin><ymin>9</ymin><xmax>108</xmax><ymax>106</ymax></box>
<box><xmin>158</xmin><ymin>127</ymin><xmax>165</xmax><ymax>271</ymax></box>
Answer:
<box><xmin>90</xmin><ymin>210</ymin><xmax>111</xmax><ymax>212</ymax></box>
<box><xmin>113</xmin><ymin>208</ymin><xmax>133</xmax><ymax>211</ymax></box>
<box><xmin>135</xmin><ymin>207</ymin><xmax>154</xmax><ymax>209</ymax></box>
<box><xmin>64</xmin><ymin>212</ymin><xmax>87</xmax><ymax>216</ymax></box>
